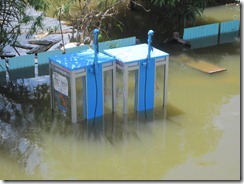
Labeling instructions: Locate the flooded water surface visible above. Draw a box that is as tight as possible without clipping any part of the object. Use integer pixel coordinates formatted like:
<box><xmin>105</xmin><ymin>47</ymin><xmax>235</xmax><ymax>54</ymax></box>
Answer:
<box><xmin>0</xmin><ymin>4</ymin><xmax>240</xmax><ymax>180</ymax></box>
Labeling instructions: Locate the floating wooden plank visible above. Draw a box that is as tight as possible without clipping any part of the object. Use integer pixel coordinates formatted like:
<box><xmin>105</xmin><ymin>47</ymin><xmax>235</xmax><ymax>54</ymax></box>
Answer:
<box><xmin>178</xmin><ymin>54</ymin><xmax>227</xmax><ymax>74</ymax></box>
<box><xmin>14</xmin><ymin>43</ymin><xmax>34</xmax><ymax>50</ymax></box>
<box><xmin>50</xmin><ymin>29</ymin><xmax>75</xmax><ymax>34</ymax></box>
<box><xmin>28</xmin><ymin>40</ymin><xmax>53</xmax><ymax>45</ymax></box>
<box><xmin>27</xmin><ymin>40</ymin><xmax>60</xmax><ymax>54</ymax></box>
<box><xmin>186</xmin><ymin>60</ymin><xmax>227</xmax><ymax>74</ymax></box>
<box><xmin>0</xmin><ymin>53</ymin><xmax>16</xmax><ymax>58</ymax></box>
<box><xmin>33</xmin><ymin>32</ymin><xmax>50</xmax><ymax>40</ymax></box>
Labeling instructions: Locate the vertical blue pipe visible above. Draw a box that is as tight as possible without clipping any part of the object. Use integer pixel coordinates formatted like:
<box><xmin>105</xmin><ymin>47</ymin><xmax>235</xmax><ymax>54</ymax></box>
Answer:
<box><xmin>147</xmin><ymin>30</ymin><xmax>154</xmax><ymax>61</ymax></box>
<box><xmin>136</xmin><ymin>30</ymin><xmax>155</xmax><ymax>114</ymax></box>
<box><xmin>93</xmin><ymin>29</ymin><xmax>99</xmax><ymax>67</ymax></box>
<box><xmin>144</xmin><ymin>29</ymin><xmax>154</xmax><ymax>115</ymax></box>
<box><xmin>86</xmin><ymin>28</ymin><xmax>103</xmax><ymax>120</ymax></box>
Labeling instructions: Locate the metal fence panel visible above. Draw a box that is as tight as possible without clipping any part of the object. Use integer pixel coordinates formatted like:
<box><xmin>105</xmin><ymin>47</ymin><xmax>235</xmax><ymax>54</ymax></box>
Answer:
<box><xmin>38</xmin><ymin>50</ymin><xmax>62</xmax><ymax>65</ymax></box>
<box><xmin>65</xmin><ymin>45</ymin><xmax>89</xmax><ymax>54</ymax></box>
<box><xmin>220</xmin><ymin>19</ymin><xmax>240</xmax><ymax>34</ymax></box>
<box><xmin>183</xmin><ymin>23</ymin><xmax>219</xmax><ymax>40</ymax></box>
<box><xmin>1</xmin><ymin>37</ymin><xmax>137</xmax><ymax>72</ymax></box>
<box><xmin>99</xmin><ymin>37</ymin><xmax>136</xmax><ymax>52</ymax></box>
<box><xmin>8</xmin><ymin>54</ymin><xmax>35</xmax><ymax>70</ymax></box>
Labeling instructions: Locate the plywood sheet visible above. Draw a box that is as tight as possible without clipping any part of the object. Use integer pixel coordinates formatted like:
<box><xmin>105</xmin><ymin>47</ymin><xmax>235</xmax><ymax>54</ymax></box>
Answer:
<box><xmin>186</xmin><ymin>60</ymin><xmax>227</xmax><ymax>74</ymax></box>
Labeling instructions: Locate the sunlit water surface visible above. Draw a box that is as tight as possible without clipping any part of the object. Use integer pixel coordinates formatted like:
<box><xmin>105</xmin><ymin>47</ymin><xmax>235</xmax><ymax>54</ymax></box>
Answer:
<box><xmin>0</xmin><ymin>4</ymin><xmax>240</xmax><ymax>180</ymax></box>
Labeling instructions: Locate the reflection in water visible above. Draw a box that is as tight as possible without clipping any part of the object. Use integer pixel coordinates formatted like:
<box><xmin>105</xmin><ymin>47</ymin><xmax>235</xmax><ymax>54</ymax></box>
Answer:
<box><xmin>188</xmin><ymin>35</ymin><xmax>218</xmax><ymax>49</ymax></box>
<box><xmin>219</xmin><ymin>31</ymin><xmax>240</xmax><ymax>44</ymax></box>
<box><xmin>0</xmin><ymin>4</ymin><xmax>240</xmax><ymax>180</ymax></box>
<box><xmin>0</xmin><ymin>56</ymin><xmax>240</xmax><ymax>180</ymax></box>
<box><xmin>164</xmin><ymin>95</ymin><xmax>240</xmax><ymax>180</ymax></box>
<box><xmin>186</xmin><ymin>31</ymin><xmax>239</xmax><ymax>49</ymax></box>
<box><xmin>0</xmin><ymin>66</ymin><xmax>239</xmax><ymax>179</ymax></box>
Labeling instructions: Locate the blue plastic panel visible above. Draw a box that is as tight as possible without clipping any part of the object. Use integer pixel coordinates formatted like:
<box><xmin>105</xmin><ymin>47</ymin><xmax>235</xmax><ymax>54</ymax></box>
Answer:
<box><xmin>136</xmin><ymin>58</ymin><xmax>155</xmax><ymax>111</ymax></box>
<box><xmin>220</xmin><ymin>20</ymin><xmax>240</xmax><ymax>34</ymax></box>
<box><xmin>104</xmin><ymin>44</ymin><xmax>169</xmax><ymax>64</ymax></box>
<box><xmin>99</xmin><ymin>37</ymin><xmax>136</xmax><ymax>52</ymax></box>
<box><xmin>183</xmin><ymin>23</ymin><xmax>219</xmax><ymax>40</ymax></box>
<box><xmin>49</xmin><ymin>49</ymin><xmax>115</xmax><ymax>70</ymax></box>
<box><xmin>65</xmin><ymin>45</ymin><xmax>89</xmax><ymax>54</ymax></box>
<box><xmin>8</xmin><ymin>54</ymin><xmax>35</xmax><ymax>70</ymax></box>
<box><xmin>86</xmin><ymin>63</ymin><xmax>103</xmax><ymax>119</ymax></box>
<box><xmin>0</xmin><ymin>59</ymin><xmax>6</xmax><ymax>72</ymax></box>
<box><xmin>38</xmin><ymin>50</ymin><xmax>62</xmax><ymax>65</ymax></box>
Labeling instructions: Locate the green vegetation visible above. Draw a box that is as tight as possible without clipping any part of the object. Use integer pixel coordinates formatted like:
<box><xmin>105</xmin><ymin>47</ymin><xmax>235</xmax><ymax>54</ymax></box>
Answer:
<box><xmin>149</xmin><ymin>0</ymin><xmax>239</xmax><ymax>29</ymax></box>
<box><xmin>150</xmin><ymin>0</ymin><xmax>213</xmax><ymax>28</ymax></box>
<box><xmin>0</xmin><ymin>0</ymin><xmax>237</xmax><ymax>55</ymax></box>
<box><xmin>0</xmin><ymin>0</ymin><xmax>48</xmax><ymax>55</ymax></box>
<box><xmin>44</xmin><ymin>0</ymin><xmax>127</xmax><ymax>43</ymax></box>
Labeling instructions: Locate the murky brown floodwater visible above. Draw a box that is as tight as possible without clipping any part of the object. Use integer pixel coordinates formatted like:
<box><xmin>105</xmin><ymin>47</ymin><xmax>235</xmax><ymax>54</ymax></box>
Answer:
<box><xmin>0</xmin><ymin>4</ymin><xmax>240</xmax><ymax>180</ymax></box>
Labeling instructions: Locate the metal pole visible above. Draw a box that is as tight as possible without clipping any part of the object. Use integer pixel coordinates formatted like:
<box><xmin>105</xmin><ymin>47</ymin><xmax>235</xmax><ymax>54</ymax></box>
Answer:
<box><xmin>5</xmin><ymin>58</ymin><xmax>10</xmax><ymax>84</ymax></box>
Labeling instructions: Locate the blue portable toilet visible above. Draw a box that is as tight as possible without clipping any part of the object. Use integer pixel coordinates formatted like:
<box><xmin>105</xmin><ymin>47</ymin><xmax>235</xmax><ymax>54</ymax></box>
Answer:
<box><xmin>104</xmin><ymin>30</ymin><xmax>169</xmax><ymax>115</ymax></box>
<box><xmin>49</xmin><ymin>30</ymin><xmax>116</xmax><ymax>123</ymax></box>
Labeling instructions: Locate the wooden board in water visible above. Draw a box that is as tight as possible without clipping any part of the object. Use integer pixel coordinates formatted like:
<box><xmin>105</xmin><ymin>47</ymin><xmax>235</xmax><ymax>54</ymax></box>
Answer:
<box><xmin>186</xmin><ymin>60</ymin><xmax>227</xmax><ymax>74</ymax></box>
